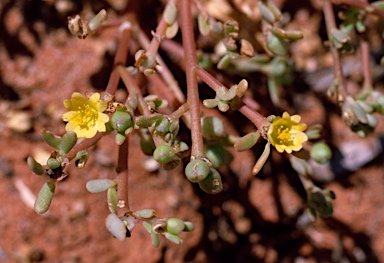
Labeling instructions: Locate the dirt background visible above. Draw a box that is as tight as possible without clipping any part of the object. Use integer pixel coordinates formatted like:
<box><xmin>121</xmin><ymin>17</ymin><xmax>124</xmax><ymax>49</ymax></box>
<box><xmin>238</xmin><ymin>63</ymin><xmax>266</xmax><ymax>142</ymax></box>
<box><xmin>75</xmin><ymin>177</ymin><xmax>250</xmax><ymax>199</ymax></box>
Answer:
<box><xmin>1</xmin><ymin>0</ymin><xmax>384</xmax><ymax>262</ymax></box>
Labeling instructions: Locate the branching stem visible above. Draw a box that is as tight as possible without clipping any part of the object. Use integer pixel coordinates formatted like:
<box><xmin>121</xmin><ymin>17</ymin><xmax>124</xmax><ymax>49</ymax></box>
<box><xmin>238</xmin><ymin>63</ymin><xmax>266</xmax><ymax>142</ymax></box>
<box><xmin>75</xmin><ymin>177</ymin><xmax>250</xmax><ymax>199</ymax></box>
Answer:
<box><xmin>179</xmin><ymin>0</ymin><xmax>205</xmax><ymax>159</ymax></box>
<box><xmin>323</xmin><ymin>0</ymin><xmax>348</xmax><ymax>103</ymax></box>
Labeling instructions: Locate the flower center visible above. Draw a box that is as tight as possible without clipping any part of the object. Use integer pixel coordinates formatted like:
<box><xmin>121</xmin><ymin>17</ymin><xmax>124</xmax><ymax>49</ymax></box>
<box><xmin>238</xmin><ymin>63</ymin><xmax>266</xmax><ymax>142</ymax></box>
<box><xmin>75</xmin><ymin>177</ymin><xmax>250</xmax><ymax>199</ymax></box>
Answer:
<box><xmin>275</xmin><ymin>124</ymin><xmax>294</xmax><ymax>146</ymax></box>
<box><xmin>78</xmin><ymin>104</ymin><xmax>98</xmax><ymax>129</ymax></box>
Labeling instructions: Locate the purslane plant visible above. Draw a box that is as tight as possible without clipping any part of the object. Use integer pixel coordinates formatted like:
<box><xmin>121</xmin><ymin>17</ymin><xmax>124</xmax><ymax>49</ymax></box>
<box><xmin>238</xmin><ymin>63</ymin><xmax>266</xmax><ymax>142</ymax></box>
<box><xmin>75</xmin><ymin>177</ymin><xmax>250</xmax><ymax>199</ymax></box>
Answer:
<box><xmin>27</xmin><ymin>0</ymin><xmax>384</xmax><ymax>247</ymax></box>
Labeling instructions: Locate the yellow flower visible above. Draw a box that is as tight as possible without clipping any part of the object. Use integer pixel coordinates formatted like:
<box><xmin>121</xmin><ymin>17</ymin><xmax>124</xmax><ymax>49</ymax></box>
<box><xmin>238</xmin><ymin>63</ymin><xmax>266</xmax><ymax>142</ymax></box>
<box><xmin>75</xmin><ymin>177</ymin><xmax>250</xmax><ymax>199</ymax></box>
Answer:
<box><xmin>62</xmin><ymin>92</ymin><xmax>109</xmax><ymax>138</ymax></box>
<box><xmin>267</xmin><ymin>112</ymin><xmax>308</xmax><ymax>153</ymax></box>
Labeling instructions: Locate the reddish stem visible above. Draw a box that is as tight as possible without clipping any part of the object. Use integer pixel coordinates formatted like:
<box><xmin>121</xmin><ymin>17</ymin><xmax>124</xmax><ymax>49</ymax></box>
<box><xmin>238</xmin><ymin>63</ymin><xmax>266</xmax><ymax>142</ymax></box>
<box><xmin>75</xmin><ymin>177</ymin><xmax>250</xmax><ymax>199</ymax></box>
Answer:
<box><xmin>323</xmin><ymin>0</ymin><xmax>348</xmax><ymax>102</ymax></box>
<box><xmin>360</xmin><ymin>36</ymin><xmax>373</xmax><ymax>92</ymax></box>
<box><xmin>179</xmin><ymin>0</ymin><xmax>205</xmax><ymax>158</ymax></box>
<box><xmin>105</xmin><ymin>22</ymin><xmax>132</xmax><ymax>95</ymax></box>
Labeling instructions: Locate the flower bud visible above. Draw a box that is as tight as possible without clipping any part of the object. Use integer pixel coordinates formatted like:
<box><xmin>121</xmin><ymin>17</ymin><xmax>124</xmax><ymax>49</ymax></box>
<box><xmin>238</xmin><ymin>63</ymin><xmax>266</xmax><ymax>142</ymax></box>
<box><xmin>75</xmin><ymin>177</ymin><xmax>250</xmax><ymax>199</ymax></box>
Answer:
<box><xmin>47</xmin><ymin>158</ymin><xmax>61</xmax><ymax>170</ymax></box>
<box><xmin>166</xmin><ymin>218</ymin><xmax>185</xmax><ymax>235</ymax></box>
<box><xmin>185</xmin><ymin>159</ymin><xmax>210</xmax><ymax>183</ymax></box>
<box><xmin>198</xmin><ymin>167</ymin><xmax>223</xmax><ymax>194</ymax></box>
<box><xmin>34</xmin><ymin>181</ymin><xmax>55</xmax><ymax>214</ymax></box>
<box><xmin>310</xmin><ymin>142</ymin><xmax>332</xmax><ymax>164</ymax></box>
<box><xmin>27</xmin><ymin>156</ymin><xmax>45</xmax><ymax>175</ymax></box>
<box><xmin>153</xmin><ymin>144</ymin><xmax>175</xmax><ymax>164</ymax></box>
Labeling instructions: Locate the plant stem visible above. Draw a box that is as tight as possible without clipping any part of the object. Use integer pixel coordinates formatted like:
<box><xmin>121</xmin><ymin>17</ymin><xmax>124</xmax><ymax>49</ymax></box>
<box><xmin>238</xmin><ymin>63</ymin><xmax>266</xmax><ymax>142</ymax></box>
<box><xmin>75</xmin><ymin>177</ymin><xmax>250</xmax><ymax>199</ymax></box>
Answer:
<box><xmin>360</xmin><ymin>34</ymin><xmax>373</xmax><ymax>92</ymax></box>
<box><xmin>105</xmin><ymin>22</ymin><xmax>131</xmax><ymax>95</ymax></box>
<box><xmin>238</xmin><ymin>104</ymin><xmax>268</xmax><ymax>133</ymax></box>
<box><xmin>168</xmin><ymin>102</ymin><xmax>189</xmax><ymax>120</ymax></box>
<box><xmin>195</xmin><ymin>67</ymin><xmax>221</xmax><ymax>92</ymax></box>
<box><xmin>179</xmin><ymin>0</ymin><xmax>205</xmax><ymax>159</ymax></box>
<box><xmin>195</xmin><ymin>67</ymin><xmax>268</xmax><ymax>132</ymax></box>
<box><xmin>117</xmin><ymin>66</ymin><xmax>166</xmax><ymax>147</ymax></box>
<box><xmin>116</xmin><ymin>135</ymin><xmax>130</xmax><ymax>214</ymax></box>
<box><xmin>67</xmin><ymin>133</ymin><xmax>104</xmax><ymax>161</ymax></box>
<box><xmin>323</xmin><ymin>0</ymin><xmax>348</xmax><ymax>103</ymax></box>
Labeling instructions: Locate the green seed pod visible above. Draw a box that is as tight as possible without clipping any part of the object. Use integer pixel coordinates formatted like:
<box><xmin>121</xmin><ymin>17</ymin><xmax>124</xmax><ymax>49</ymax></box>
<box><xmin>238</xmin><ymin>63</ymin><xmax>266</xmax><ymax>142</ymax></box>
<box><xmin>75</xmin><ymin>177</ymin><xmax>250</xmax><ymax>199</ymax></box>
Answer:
<box><xmin>34</xmin><ymin>181</ymin><xmax>55</xmax><ymax>214</ymax></box>
<box><xmin>185</xmin><ymin>159</ymin><xmax>210</xmax><ymax>183</ymax></box>
<box><xmin>107</xmin><ymin>187</ymin><xmax>118</xmax><ymax>214</ymax></box>
<box><xmin>86</xmin><ymin>179</ymin><xmax>117</xmax><ymax>193</ymax></box>
<box><xmin>135</xmin><ymin>209</ymin><xmax>156</xmax><ymax>219</ymax></box>
<box><xmin>164</xmin><ymin>232</ymin><xmax>183</xmax><ymax>244</ymax></box>
<box><xmin>201</xmin><ymin>116</ymin><xmax>225</xmax><ymax>140</ymax></box>
<box><xmin>140</xmin><ymin>130</ymin><xmax>156</xmax><ymax>156</ymax></box>
<box><xmin>47</xmin><ymin>158</ymin><xmax>61</xmax><ymax>170</ymax></box>
<box><xmin>105</xmin><ymin>214</ymin><xmax>127</xmax><ymax>241</ymax></box>
<box><xmin>111</xmin><ymin>110</ymin><xmax>133</xmax><ymax>133</ymax></box>
<box><xmin>183</xmin><ymin>221</ymin><xmax>195</xmax><ymax>232</ymax></box>
<box><xmin>234</xmin><ymin>131</ymin><xmax>260</xmax><ymax>151</ymax></box>
<box><xmin>162</xmin><ymin>157</ymin><xmax>181</xmax><ymax>170</ymax></box>
<box><xmin>59</xmin><ymin>131</ymin><xmax>77</xmax><ymax>155</ymax></box>
<box><xmin>153</xmin><ymin>144</ymin><xmax>175</xmax><ymax>164</ymax></box>
<box><xmin>266</xmin><ymin>33</ymin><xmax>288</xmax><ymax>56</ymax></box>
<box><xmin>198</xmin><ymin>167</ymin><xmax>223</xmax><ymax>194</ymax></box>
<box><xmin>41</xmin><ymin>129</ymin><xmax>61</xmax><ymax>149</ymax></box>
<box><xmin>310</xmin><ymin>142</ymin><xmax>332</xmax><ymax>164</ymax></box>
<box><xmin>27</xmin><ymin>156</ymin><xmax>45</xmax><ymax>175</ymax></box>
<box><xmin>166</xmin><ymin>218</ymin><xmax>185</xmax><ymax>235</ymax></box>
<box><xmin>155</xmin><ymin>117</ymin><xmax>171</xmax><ymax>135</ymax></box>
<box><xmin>205</xmin><ymin>144</ymin><xmax>233</xmax><ymax>168</ymax></box>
